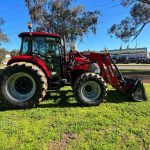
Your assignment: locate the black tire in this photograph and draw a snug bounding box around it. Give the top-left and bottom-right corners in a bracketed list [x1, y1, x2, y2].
[74, 73, 107, 106]
[0, 62, 48, 109]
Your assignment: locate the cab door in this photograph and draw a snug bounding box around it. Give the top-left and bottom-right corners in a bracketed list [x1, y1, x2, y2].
[32, 36, 62, 78]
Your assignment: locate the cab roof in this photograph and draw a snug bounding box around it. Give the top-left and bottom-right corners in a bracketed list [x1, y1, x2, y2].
[19, 32, 60, 38]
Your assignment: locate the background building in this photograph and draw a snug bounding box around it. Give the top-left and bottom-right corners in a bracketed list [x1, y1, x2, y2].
[101, 47, 149, 58]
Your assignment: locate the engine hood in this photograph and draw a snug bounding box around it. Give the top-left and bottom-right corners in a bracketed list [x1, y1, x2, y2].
[74, 57, 90, 63]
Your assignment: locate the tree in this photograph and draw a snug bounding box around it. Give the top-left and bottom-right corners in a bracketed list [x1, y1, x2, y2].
[118, 45, 122, 55]
[108, 0, 150, 41]
[0, 48, 7, 64]
[25, 0, 100, 44]
[126, 44, 129, 55]
[0, 18, 9, 45]
[103, 47, 109, 54]
[10, 49, 19, 57]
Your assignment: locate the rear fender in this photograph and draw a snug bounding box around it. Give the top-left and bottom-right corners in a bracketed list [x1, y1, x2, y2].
[7, 55, 51, 78]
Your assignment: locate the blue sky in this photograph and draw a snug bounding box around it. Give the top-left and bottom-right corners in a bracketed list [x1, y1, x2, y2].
[1, 0, 150, 52]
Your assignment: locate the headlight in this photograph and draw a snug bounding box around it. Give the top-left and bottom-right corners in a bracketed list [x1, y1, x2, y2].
[89, 63, 101, 74]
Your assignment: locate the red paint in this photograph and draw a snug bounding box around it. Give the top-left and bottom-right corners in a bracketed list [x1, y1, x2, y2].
[19, 32, 60, 37]
[7, 50, 139, 95]
[73, 57, 90, 71]
[66, 52, 90, 72]
[7, 56, 51, 78]
[78, 52, 134, 93]
[78, 52, 117, 83]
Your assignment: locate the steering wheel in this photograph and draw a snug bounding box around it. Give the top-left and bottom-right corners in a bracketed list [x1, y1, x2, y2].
[45, 51, 53, 58]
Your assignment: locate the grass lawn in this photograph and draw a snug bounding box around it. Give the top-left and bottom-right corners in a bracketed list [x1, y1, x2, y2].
[117, 64, 150, 66]
[0, 85, 150, 150]
[0, 64, 6, 70]
[120, 69, 150, 75]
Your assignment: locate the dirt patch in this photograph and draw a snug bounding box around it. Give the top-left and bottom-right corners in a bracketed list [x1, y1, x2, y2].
[48, 133, 77, 150]
[124, 74, 150, 83]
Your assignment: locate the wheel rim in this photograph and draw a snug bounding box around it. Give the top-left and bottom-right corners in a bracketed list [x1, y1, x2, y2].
[6, 73, 36, 102]
[80, 81, 101, 102]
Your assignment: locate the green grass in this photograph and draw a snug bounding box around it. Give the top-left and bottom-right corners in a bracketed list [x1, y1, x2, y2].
[0, 64, 6, 70]
[117, 64, 150, 66]
[120, 69, 150, 75]
[0, 64, 6, 66]
[0, 85, 150, 150]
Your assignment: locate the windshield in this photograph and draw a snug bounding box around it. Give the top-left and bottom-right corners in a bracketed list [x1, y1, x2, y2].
[33, 37, 61, 57]
[20, 36, 61, 57]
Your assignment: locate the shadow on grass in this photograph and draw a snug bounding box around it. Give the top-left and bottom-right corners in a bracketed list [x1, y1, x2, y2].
[0, 69, 3, 74]
[38, 89, 131, 108]
[0, 89, 132, 111]
[106, 90, 131, 103]
[39, 90, 80, 108]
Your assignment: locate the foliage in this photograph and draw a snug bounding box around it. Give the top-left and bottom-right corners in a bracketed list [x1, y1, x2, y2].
[103, 47, 109, 54]
[25, 0, 100, 43]
[0, 85, 150, 149]
[118, 45, 122, 55]
[0, 18, 9, 45]
[0, 48, 8, 64]
[10, 49, 19, 57]
[108, 0, 150, 41]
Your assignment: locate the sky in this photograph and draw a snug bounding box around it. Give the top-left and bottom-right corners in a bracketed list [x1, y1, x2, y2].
[1, 0, 150, 52]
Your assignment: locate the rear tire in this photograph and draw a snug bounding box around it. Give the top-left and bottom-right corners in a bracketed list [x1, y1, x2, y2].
[74, 73, 107, 106]
[0, 62, 48, 109]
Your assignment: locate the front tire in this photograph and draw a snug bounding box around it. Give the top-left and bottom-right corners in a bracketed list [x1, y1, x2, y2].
[74, 73, 107, 106]
[0, 62, 48, 109]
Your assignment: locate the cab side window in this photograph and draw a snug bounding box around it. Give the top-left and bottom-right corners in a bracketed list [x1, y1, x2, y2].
[21, 37, 30, 55]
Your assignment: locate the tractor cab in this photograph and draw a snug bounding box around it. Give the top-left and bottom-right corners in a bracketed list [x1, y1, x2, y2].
[19, 32, 64, 77]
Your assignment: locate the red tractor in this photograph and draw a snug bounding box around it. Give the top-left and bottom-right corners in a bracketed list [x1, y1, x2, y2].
[0, 31, 147, 109]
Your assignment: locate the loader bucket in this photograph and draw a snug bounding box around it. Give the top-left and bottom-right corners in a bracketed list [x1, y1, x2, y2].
[124, 78, 147, 101]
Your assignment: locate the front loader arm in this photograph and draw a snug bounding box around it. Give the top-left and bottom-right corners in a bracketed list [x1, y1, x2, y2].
[80, 52, 147, 101]
[80, 52, 122, 87]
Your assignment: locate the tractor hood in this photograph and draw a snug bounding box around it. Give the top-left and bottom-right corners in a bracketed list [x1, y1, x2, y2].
[72, 55, 93, 71]
[73, 51, 93, 64]
[74, 57, 90, 63]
